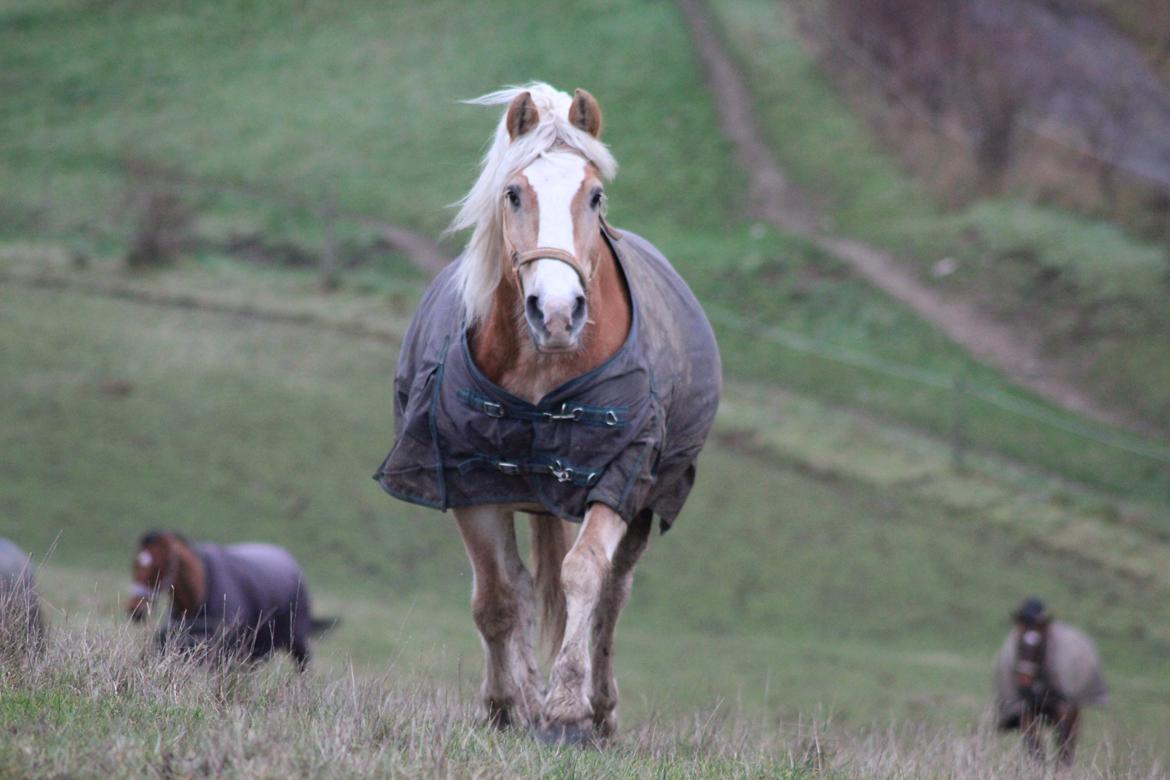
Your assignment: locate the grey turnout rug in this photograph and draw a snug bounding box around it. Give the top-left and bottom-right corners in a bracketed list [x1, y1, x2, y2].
[374, 229, 721, 530]
[994, 621, 1110, 722]
[162, 543, 310, 660]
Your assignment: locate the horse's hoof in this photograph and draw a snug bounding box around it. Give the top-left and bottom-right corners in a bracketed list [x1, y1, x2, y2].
[485, 700, 514, 731]
[535, 721, 592, 747]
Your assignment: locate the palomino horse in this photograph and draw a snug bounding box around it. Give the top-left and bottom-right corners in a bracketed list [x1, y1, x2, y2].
[0, 537, 44, 654]
[375, 83, 721, 743]
[994, 597, 1109, 765]
[127, 531, 320, 669]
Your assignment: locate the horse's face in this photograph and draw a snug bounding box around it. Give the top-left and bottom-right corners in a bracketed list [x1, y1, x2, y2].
[501, 89, 606, 353]
[126, 535, 171, 621]
[503, 152, 606, 351]
[1013, 624, 1047, 693]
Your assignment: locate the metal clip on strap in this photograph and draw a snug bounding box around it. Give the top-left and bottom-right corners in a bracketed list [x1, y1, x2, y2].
[543, 403, 584, 421]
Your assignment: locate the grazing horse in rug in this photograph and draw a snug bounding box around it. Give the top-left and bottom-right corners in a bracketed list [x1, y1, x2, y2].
[994, 597, 1109, 765]
[374, 83, 721, 743]
[127, 531, 318, 669]
[0, 538, 44, 653]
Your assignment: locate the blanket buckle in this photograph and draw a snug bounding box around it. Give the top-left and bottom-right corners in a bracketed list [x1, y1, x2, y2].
[549, 459, 575, 484]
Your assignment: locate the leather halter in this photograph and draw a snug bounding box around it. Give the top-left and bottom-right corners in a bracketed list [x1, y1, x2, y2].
[499, 179, 624, 293]
[501, 195, 595, 292]
[510, 245, 593, 291]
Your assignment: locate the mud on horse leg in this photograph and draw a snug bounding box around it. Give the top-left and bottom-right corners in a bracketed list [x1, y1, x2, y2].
[455, 505, 542, 728]
[540, 503, 628, 744]
[589, 509, 652, 739]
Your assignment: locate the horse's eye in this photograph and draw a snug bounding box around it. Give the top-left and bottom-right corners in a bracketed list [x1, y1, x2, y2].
[505, 187, 521, 209]
[590, 190, 604, 210]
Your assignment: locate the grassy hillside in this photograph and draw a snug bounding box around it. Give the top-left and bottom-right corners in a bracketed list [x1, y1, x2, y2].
[3, 256, 1169, 764]
[3, 0, 1170, 772]
[4, 0, 1167, 507]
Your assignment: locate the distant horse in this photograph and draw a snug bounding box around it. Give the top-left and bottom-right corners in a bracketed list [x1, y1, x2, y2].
[0, 538, 44, 653]
[994, 597, 1109, 765]
[127, 531, 322, 670]
[374, 83, 721, 743]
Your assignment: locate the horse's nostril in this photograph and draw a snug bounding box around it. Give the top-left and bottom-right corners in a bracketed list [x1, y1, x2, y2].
[572, 295, 586, 322]
[526, 295, 542, 324]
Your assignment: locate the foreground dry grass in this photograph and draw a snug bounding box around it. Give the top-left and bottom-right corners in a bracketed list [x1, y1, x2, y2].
[0, 610, 1163, 780]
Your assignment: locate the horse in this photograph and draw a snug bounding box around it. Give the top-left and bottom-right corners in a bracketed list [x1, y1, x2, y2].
[374, 83, 721, 744]
[994, 597, 1109, 765]
[127, 531, 323, 670]
[0, 537, 44, 655]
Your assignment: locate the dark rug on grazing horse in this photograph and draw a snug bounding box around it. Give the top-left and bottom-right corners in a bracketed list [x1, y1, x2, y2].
[374, 228, 721, 530]
[161, 543, 311, 663]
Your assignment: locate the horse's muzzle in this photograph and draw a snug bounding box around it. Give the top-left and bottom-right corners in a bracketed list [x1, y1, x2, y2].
[525, 292, 587, 351]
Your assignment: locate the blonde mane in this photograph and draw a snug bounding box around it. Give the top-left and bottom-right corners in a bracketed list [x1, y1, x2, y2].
[449, 83, 618, 325]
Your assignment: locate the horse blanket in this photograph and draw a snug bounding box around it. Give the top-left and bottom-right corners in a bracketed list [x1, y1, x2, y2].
[0, 537, 43, 641]
[161, 542, 311, 662]
[994, 621, 1110, 725]
[374, 229, 721, 531]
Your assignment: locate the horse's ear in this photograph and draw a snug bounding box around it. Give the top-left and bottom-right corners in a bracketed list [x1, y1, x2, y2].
[569, 88, 602, 138]
[506, 91, 539, 140]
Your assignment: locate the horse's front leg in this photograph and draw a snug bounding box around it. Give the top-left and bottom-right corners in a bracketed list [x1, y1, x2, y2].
[1019, 708, 1046, 763]
[541, 503, 627, 743]
[454, 505, 541, 729]
[1054, 703, 1080, 766]
[590, 509, 652, 740]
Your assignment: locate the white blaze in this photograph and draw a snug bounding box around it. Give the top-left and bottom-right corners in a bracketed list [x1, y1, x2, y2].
[521, 152, 586, 312]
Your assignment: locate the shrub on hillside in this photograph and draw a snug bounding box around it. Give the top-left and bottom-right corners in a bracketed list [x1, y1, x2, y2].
[124, 187, 193, 270]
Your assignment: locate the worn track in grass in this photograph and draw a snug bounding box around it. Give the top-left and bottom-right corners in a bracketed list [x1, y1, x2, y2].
[676, 0, 1155, 436]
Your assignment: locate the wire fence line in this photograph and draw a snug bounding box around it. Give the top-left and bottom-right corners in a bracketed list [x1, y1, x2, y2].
[704, 303, 1170, 466]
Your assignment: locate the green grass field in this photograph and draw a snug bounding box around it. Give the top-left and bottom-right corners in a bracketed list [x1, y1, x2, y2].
[3, 0, 1170, 774]
[2, 256, 1169, 774]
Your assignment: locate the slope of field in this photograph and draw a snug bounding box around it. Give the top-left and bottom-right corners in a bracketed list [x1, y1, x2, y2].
[3, 255, 1169, 767]
[3, 0, 1169, 506]
[705, 0, 1170, 429]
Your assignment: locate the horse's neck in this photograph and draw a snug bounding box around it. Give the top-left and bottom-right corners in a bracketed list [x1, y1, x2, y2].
[472, 243, 630, 403]
[168, 540, 207, 617]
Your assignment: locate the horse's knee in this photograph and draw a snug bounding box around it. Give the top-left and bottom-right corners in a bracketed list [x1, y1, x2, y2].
[560, 545, 606, 602]
[471, 594, 519, 642]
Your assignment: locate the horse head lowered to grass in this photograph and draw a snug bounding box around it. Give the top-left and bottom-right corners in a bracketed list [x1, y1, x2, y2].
[374, 83, 721, 743]
[127, 531, 330, 670]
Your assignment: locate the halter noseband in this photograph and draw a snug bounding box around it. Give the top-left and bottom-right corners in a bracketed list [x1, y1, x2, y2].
[510, 245, 594, 291]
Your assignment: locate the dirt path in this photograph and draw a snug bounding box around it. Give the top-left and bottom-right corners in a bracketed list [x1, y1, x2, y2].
[676, 0, 1145, 433]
